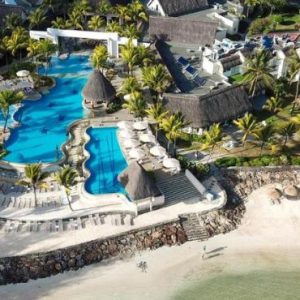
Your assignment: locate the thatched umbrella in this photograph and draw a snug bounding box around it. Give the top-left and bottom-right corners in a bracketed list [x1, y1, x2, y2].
[266, 188, 282, 201]
[82, 70, 116, 105]
[118, 161, 161, 200]
[284, 185, 299, 199]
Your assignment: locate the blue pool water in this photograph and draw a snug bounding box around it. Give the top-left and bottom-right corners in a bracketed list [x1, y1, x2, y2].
[4, 55, 92, 163]
[84, 127, 128, 195]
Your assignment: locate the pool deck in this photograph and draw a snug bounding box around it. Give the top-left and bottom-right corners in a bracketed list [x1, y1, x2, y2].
[0, 187, 225, 257]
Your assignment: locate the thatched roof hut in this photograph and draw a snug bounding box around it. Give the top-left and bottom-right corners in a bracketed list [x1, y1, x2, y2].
[149, 16, 217, 46]
[220, 54, 242, 72]
[82, 70, 116, 104]
[284, 185, 299, 199]
[163, 85, 252, 128]
[156, 0, 209, 16]
[118, 162, 161, 200]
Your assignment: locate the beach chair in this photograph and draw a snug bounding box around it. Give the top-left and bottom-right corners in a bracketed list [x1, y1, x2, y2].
[194, 75, 207, 87]
[177, 56, 190, 69]
[185, 65, 198, 78]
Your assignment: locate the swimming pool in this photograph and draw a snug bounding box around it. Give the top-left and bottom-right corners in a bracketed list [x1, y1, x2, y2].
[84, 127, 128, 195]
[4, 55, 91, 163]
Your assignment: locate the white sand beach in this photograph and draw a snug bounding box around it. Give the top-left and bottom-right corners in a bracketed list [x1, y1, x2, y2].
[1, 185, 300, 300]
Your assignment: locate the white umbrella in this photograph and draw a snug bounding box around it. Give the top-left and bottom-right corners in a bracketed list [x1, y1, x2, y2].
[150, 145, 166, 157]
[117, 121, 132, 129]
[123, 94, 132, 101]
[139, 133, 155, 143]
[129, 148, 145, 160]
[119, 129, 135, 138]
[124, 139, 140, 149]
[16, 70, 30, 77]
[133, 121, 148, 131]
[163, 158, 180, 169]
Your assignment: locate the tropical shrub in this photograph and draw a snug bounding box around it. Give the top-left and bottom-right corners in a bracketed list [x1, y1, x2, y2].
[248, 18, 271, 36]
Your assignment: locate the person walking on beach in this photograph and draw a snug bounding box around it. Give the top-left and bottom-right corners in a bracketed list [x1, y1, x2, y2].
[202, 245, 207, 260]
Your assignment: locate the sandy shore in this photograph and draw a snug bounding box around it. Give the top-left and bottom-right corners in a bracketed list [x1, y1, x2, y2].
[1, 185, 300, 300]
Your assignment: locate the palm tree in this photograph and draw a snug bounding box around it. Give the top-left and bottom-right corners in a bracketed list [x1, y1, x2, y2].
[90, 44, 108, 71]
[120, 40, 139, 75]
[54, 165, 78, 211]
[73, 0, 91, 27]
[0, 36, 10, 66]
[41, 0, 58, 14]
[146, 102, 169, 138]
[0, 90, 24, 134]
[291, 114, 300, 125]
[27, 39, 40, 62]
[279, 122, 296, 148]
[242, 49, 274, 98]
[51, 17, 67, 29]
[97, 0, 113, 16]
[88, 16, 105, 31]
[106, 20, 123, 34]
[160, 112, 187, 152]
[253, 124, 275, 155]
[142, 64, 171, 102]
[28, 8, 46, 30]
[118, 76, 141, 95]
[201, 123, 222, 159]
[244, 0, 260, 18]
[67, 9, 84, 30]
[38, 39, 57, 76]
[116, 5, 131, 25]
[263, 96, 284, 114]
[136, 45, 155, 67]
[129, 0, 148, 28]
[274, 78, 289, 99]
[288, 50, 300, 113]
[7, 27, 28, 61]
[260, 0, 287, 15]
[5, 13, 23, 33]
[17, 164, 49, 207]
[122, 91, 146, 118]
[233, 112, 258, 146]
[122, 23, 141, 39]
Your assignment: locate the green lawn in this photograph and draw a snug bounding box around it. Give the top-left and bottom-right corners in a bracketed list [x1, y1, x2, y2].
[229, 73, 244, 84]
[269, 13, 300, 31]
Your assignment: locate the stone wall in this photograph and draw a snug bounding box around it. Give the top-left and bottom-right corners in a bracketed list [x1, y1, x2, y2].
[216, 166, 300, 202]
[0, 221, 187, 285]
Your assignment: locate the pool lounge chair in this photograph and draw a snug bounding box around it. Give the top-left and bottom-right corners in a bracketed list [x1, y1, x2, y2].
[177, 56, 190, 69]
[185, 65, 198, 78]
[194, 75, 207, 87]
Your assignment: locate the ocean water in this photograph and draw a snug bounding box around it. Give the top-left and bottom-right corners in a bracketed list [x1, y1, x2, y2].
[174, 270, 300, 300]
[84, 127, 128, 195]
[4, 55, 91, 163]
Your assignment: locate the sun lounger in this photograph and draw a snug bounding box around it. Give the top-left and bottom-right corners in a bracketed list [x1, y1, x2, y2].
[185, 65, 198, 78]
[59, 219, 64, 232]
[177, 56, 190, 68]
[77, 217, 82, 230]
[194, 75, 207, 87]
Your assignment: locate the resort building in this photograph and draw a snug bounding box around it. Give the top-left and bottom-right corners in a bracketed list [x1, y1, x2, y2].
[146, 0, 209, 17]
[0, 4, 27, 27]
[163, 84, 252, 131]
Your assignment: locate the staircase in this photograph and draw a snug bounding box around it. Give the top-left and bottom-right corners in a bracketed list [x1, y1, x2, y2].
[180, 213, 209, 241]
[154, 172, 201, 206]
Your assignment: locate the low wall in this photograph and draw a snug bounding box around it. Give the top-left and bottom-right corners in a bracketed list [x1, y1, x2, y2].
[0, 220, 187, 285]
[216, 166, 300, 202]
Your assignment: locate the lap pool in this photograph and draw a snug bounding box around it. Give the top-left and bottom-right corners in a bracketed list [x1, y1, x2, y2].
[84, 127, 128, 195]
[4, 55, 91, 163]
